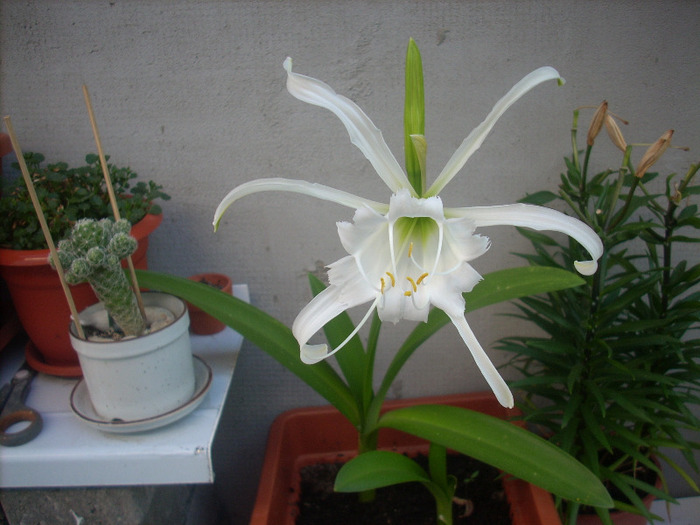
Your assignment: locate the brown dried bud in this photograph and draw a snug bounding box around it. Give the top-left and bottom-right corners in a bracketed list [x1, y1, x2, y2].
[586, 101, 608, 146]
[635, 129, 673, 178]
[604, 115, 627, 152]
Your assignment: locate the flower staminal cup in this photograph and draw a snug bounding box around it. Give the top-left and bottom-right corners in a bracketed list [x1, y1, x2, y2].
[214, 51, 602, 410]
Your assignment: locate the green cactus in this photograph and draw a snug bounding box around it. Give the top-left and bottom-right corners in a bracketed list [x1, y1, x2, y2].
[53, 218, 146, 336]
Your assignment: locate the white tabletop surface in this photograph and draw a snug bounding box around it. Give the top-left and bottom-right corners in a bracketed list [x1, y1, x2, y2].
[0, 284, 247, 488]
[651, 496, 700, 524]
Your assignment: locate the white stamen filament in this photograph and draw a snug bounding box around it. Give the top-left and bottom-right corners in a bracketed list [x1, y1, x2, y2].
[430, 223, 445, 277]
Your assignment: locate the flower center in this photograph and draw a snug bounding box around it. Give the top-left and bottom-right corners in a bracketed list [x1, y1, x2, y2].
[379, 242, 431, 297]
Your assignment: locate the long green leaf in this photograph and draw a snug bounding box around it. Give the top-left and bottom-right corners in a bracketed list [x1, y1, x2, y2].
[378, 404, 613, 508]
[135, 270, 360, 425]
[335, 450, 430, 492]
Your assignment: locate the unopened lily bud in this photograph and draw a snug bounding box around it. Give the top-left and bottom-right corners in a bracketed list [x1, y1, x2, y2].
[604, 115, 627, 152]
[635, 129, 673, 178]
[587, 101, 608, 146]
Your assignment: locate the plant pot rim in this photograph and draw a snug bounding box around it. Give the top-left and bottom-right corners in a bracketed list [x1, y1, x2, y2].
[188, 272, 232, 283]
[252, 391, 561, 525]
[69, 291, 188, 357]
[0, 212, 162, 266]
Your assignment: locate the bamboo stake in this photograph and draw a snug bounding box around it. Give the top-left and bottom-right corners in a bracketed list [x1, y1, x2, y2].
[82, 85, 147, 322]
[3, 116, 86, 339]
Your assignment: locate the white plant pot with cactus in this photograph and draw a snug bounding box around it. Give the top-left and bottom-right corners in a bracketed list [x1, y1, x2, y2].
[57, 218, 195, 421]
[69, 292, 194, 421]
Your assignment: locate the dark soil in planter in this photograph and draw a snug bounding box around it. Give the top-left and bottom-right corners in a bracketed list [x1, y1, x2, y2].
[295, 454, 511, 525]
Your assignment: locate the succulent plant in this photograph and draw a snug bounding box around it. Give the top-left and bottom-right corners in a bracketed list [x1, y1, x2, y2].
[53, 218, 145, 336]
[0, 152, 169, 250]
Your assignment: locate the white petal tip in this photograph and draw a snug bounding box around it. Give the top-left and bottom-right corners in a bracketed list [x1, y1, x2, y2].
[500, 396, 514, 409]
[574, 260, 598, 276]
[494, 386, 514, 408]
[300, 344, 329, 364]
[283, 57, 292, 71]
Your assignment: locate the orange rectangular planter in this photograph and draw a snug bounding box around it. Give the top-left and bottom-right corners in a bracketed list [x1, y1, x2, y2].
[250, 391, 561, 525]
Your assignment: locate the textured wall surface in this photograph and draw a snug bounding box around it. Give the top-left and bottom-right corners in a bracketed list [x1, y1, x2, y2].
[1, 1, 699, 522]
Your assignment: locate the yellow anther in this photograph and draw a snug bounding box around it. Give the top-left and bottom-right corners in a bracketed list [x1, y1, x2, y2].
[386, 272, 396, 287]
[380, 277, 385, 294]
[404, 291, 413, 297]
[416, 273, 429, 285]
[408, 242, 414, 258]
[406, 276, 418, 293]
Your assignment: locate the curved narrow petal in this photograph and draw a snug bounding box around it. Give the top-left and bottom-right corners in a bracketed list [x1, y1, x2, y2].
[213, 178, 388, 230]
[426, 67, 564, 197]
[447, 312, 514, 408]
[450, 203, 603, 275]
[284, 58, 415, 195]
[292, 278, 377, 364]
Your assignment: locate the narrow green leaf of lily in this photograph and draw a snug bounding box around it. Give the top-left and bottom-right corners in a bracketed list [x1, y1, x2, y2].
[335, 450, 431, 492]
[134, 270, 361, 426]
[378, 404, 613, 508]
[404, 38, 425, 195]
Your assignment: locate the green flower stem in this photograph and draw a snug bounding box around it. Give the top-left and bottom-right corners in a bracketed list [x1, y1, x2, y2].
[571, 109, 581, 173]
[424, 481, 453, 525]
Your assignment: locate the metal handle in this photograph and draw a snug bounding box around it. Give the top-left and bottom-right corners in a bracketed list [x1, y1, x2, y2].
[0, 407, 43, 446]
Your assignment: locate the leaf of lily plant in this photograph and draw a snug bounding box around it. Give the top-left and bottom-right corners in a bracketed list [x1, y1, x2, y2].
[334, 450, 431, 492]
[377, 404, 613, 509]
[134, 270, 361, 426]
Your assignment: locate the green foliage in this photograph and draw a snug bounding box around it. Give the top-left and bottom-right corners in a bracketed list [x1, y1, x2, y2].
[0, 152, 169, 250]
[404, 38, 425, 195]
[337, 405, 612, 508]
[136, 265, 612, 509]
[55, 218, 145, 336]
[500, 111, 700, 523]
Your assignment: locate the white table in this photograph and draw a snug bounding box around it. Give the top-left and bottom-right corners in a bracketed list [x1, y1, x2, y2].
[651, 496, 700, 524]
[0, 284, 247, 488]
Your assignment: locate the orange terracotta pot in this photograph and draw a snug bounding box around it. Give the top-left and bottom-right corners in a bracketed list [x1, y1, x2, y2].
[250, 391, 562, 525]
[0, 213, 162, 376]
[186, 273, 233, 335]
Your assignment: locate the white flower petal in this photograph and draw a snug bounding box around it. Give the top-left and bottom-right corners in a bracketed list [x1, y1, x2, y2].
[426, 67, 564, 197]
[284, 57, 414, 195]
[451, 203, 602, 275]
[293, 259, 377, 364]
[448, 312, 514, 408]
[213, 178, 388, 230]
[429, 264, 483, 317]
[295, 287, 379, 364]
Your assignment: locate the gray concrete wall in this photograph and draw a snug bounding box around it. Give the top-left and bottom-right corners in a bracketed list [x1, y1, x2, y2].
[1, 1, 699, 523]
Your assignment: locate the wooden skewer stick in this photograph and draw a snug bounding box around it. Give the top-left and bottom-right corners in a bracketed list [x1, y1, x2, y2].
[82, 85, 147, 322]
[3, 116, 86, 339]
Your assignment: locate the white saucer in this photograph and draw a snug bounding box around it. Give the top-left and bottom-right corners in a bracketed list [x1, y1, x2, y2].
[70, 355, 212, 433]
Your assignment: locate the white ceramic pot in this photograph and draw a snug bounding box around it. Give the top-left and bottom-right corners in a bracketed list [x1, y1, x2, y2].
[69, 292, 195, 421]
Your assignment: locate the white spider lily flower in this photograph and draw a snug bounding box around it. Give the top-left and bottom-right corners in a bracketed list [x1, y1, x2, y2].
[214, 58, 603, 408]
